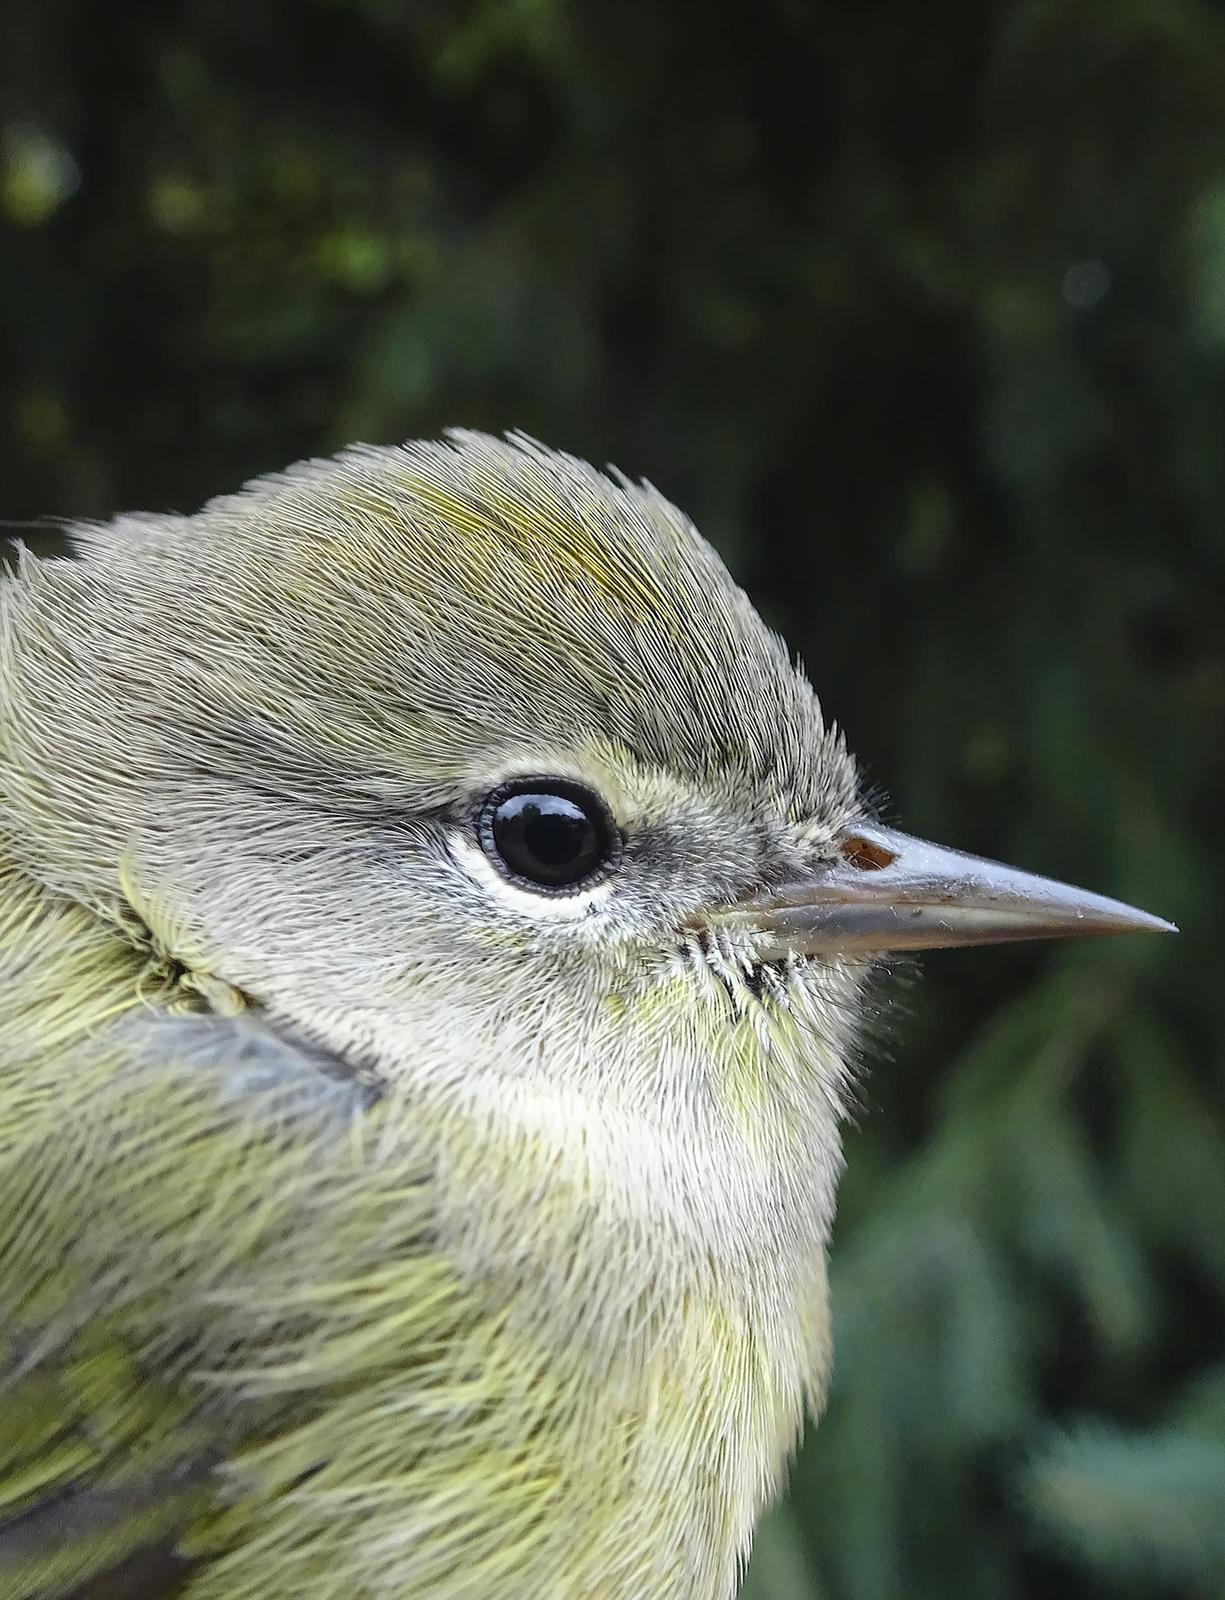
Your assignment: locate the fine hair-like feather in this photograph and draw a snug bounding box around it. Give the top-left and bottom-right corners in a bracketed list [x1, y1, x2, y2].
[0, 434, 868, 1599]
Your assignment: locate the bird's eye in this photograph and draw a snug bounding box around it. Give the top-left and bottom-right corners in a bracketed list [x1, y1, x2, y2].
[477, 778, 620, 894]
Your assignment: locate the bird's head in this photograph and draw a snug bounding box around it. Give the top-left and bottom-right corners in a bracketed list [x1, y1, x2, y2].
[0, 432, 1172, 1181]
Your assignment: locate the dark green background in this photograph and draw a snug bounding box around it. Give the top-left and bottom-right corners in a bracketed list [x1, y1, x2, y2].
[3, 3, 1223, 1596]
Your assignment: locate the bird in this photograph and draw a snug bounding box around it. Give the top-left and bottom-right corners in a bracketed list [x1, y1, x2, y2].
[0, 431, 1174, 1600]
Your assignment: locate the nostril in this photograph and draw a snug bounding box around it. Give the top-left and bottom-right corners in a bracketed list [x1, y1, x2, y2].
[840, 835, 897, 871]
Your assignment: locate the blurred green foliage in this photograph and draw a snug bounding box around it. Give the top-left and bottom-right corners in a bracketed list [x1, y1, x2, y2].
[3, 1, 1224, 1596]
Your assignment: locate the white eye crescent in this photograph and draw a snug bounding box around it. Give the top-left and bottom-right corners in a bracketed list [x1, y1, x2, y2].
[450, 832, 617, 922]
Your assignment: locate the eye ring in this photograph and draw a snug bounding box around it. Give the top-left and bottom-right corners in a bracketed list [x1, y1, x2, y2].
[476, 777, 621, 896]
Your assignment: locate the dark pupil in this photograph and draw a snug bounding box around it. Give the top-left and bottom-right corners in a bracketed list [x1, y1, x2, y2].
[492, 791, 602, 887]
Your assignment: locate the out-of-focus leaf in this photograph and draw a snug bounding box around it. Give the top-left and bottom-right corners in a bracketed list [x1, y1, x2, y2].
[1021, 1420, 1225, 1595]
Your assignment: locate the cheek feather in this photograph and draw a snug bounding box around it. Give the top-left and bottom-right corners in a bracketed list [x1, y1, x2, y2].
[668, 941, 866, 1141]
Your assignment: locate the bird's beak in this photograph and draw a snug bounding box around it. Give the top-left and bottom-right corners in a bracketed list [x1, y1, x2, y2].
[706, 824, 1177, 957]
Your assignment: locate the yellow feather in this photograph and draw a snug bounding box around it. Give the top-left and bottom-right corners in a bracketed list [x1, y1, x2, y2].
[0, 434, 859, 1597]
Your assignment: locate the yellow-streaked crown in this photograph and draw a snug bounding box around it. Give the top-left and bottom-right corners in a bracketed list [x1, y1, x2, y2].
[48, 431, 855, 829]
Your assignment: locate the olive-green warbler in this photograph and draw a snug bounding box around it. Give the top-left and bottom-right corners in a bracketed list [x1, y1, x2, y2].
[0, 433, 1173, 1600]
